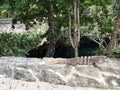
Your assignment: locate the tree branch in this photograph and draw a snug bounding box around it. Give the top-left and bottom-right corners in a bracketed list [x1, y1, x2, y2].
[68, 9, 75, 49]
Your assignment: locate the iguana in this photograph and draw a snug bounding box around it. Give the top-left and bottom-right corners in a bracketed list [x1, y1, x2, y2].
[39, 56, 107, 67]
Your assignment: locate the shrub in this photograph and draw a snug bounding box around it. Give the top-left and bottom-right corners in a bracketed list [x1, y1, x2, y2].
[0, 32, 45, 56]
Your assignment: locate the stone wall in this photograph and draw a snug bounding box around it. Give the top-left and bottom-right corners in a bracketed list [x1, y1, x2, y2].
[0, 57, 119, 89]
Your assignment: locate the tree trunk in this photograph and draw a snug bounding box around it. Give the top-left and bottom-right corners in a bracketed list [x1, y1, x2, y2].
[107, 8, 120, 53]
[75, 46, 78, 58]
[68, 0, 80, 65]
[45, 1, 57, 57]
[74, 0, 80, 58]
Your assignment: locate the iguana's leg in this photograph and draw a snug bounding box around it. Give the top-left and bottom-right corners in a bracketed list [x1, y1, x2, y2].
[92, 62, 102, 71]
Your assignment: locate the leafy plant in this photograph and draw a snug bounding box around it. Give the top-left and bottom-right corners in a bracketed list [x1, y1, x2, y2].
[113, 45, 120, 53]
[0, 32, 45, 56]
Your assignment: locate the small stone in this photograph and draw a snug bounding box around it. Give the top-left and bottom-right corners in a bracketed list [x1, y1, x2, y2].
[111, 80, 119, 86]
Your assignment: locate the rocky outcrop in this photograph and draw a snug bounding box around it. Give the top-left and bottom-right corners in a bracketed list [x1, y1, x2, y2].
[0, 19, 48, 34]
[0, 57, 119, 89]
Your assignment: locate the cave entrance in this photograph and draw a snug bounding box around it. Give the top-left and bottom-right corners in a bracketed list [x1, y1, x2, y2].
[26, 37, 101, 58]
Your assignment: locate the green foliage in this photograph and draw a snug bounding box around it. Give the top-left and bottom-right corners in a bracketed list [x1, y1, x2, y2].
[0, 32, 44, 56]
[81, 0, 116, 33]
[106, 45, 120, 58]
[0, 0, 119, 57]
[1, 0, 118, 32]
[7, 0, 116, 35]
[0, 4, 9, 10]
[113, 45, 120, 53]
[79, 0, 118, 55]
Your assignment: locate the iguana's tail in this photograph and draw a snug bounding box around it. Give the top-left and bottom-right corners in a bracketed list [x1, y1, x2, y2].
[40, 59, 68, 66]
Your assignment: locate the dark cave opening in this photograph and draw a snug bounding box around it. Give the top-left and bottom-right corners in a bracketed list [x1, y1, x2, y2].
[26, 36, 105, 58]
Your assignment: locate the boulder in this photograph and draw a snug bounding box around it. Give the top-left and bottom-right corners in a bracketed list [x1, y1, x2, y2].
[0, 57, 119, 89]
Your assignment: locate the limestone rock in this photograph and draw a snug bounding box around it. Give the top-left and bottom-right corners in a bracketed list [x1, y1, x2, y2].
[0, 57, 119, 89]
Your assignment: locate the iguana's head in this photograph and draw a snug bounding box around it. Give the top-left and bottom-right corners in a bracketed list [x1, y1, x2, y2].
[93, 56, 107, 64]
[97, 56, 107, 64]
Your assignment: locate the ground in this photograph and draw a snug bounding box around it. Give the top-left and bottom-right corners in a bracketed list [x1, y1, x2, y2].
[0, 75, 117, 90]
